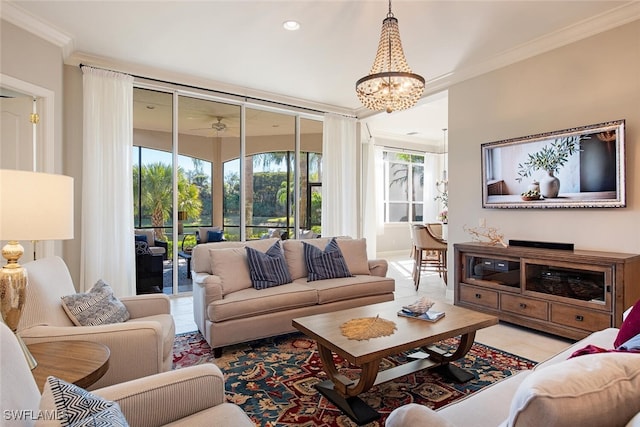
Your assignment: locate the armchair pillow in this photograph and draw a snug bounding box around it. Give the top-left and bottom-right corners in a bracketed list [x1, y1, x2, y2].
[134, 234, 147, 243]
[207, 230, 224, 243]
[61, 280, 130, 326]
[38, 376, 128, 427]
[198, 226, 222, 243]
[246, 241, 292, 289]
[303, 238, 352, 282]
[615, 299, 640, 348]
[134, 240, 152, 256]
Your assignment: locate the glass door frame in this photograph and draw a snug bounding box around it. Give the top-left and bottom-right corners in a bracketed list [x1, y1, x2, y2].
[134, 80, 323, 294]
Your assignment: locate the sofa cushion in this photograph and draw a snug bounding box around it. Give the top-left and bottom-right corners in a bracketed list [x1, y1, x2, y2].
[207, 283, 318, 322]
[303, 238, 352, 281]
[298, 275, 395, 305]
[507, 353, 640, 427]
[38, 376, 128, 427]
[334, 238, 370, 275]
[283, 237, 370, 280]
[283, 238, 331, 280]
[61, 280, 130, 326]
[615, 299, 640, 348]
[208, 239, 282, 295]
[246, 241, 292, 289]
[209, 248, 252, 294]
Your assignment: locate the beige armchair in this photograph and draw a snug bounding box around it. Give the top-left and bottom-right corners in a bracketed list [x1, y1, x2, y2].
[0, 322, 255, 427]
[17, 256, 175, 389]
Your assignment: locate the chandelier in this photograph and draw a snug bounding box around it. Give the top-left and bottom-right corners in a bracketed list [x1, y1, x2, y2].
[356, 0, 425, 113]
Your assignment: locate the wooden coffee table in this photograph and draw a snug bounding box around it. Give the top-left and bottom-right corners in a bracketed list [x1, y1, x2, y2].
[292, 297, 498, 425]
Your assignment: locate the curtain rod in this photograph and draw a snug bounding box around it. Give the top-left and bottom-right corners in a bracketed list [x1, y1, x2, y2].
[380, 145, 439, 155]
[78, 64, 356, 118]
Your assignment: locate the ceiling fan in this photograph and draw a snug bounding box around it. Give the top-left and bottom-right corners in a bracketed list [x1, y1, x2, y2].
[210, 117, 227, 132]
[189, 116, 228, 134]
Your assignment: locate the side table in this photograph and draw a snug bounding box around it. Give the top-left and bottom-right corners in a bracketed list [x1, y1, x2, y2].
[27, 340, 110, 392]
[178, 250, 192, 278]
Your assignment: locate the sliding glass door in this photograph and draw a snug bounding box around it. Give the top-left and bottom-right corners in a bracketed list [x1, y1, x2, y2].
[133, 85, 323, 295]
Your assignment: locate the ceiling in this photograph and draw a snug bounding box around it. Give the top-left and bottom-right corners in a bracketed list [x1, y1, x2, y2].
[3, 1, 637, 144]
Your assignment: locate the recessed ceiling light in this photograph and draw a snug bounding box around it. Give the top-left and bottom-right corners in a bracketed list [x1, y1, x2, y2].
[283, 20, 300, 31]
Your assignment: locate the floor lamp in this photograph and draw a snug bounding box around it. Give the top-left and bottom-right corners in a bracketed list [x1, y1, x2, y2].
[0, 169, 74, 369]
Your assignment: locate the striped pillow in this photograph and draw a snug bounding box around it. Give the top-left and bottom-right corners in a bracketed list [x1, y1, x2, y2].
[303, 238, 353, 281]
[246, 241, 292, 289]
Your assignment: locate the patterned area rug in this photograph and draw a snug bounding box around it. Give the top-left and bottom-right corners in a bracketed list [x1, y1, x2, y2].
[173, 332, 535, 427]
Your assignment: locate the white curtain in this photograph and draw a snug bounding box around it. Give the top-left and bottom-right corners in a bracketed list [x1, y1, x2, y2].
[81, 67, 135, 296]
[423, 152, 439, 223]
[362, 139, 384, 258]
[322, 114, 358, 238]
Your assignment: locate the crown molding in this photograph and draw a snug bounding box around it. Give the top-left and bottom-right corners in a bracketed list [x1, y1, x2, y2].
[1, 1, 74, 58]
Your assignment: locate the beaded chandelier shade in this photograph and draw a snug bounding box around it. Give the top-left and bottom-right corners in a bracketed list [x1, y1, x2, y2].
[356, 0, 425, 113]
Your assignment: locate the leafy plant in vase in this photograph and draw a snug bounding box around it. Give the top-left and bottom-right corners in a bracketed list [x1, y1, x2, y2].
[516, 135, 584, 198]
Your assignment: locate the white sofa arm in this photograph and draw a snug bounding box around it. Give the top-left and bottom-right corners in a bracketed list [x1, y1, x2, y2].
[94, 364, 226, 427]
[386, 403, 456, 427]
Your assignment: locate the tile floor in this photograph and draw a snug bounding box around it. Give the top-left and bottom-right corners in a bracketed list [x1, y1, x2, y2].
[169, 253, 574, 362]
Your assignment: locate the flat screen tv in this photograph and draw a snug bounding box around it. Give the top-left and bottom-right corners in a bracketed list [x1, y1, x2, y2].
[481, 120, 625, 209]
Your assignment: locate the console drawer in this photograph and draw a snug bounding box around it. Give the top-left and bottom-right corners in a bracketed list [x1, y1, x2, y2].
[501, 294, 548, 320]
[459, 285, 498, 309]
[551, 304, 611, 332]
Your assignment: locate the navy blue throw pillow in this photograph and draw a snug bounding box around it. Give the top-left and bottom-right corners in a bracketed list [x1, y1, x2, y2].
[134, 234, 147, 243]
[246, 241, 292, 289]
[207, 230, 224, 242]
[303, 238, 352, 282]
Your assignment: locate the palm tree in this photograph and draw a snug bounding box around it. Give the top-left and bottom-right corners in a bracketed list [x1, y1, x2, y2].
[134, 162, 202, 239]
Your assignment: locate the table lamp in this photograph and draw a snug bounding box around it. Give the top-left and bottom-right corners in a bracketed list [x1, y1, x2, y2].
[0, 169, 74, 369]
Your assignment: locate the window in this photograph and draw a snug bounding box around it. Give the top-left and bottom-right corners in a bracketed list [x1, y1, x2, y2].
[383, 151, 425, 222]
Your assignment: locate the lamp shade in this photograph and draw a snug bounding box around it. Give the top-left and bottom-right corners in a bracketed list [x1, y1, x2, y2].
[0, 170, 74, 241]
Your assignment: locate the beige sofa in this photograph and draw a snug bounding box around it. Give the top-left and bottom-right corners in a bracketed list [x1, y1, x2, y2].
[386, 317, 640, 427]
[1, 322, 254, 427]
[192, 237, 395, 356]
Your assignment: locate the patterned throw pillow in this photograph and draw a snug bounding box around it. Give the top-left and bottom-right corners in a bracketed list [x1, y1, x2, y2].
[246, 241, 292, 289]
[40, 376, 129, 427]
[134, 240, 152, 256]
[61, 280, 130, 326]
[303, 238, 352, 282]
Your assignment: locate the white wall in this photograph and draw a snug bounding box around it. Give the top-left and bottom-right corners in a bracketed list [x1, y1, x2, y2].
[448, 20, 640, 289]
